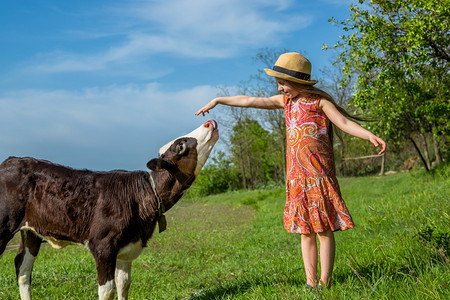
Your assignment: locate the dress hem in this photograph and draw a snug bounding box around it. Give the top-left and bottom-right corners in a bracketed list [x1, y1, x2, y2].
[284, 225, 355, 235]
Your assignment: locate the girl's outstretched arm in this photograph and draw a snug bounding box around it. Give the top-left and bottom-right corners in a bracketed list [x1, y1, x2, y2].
[320, 99, 386, 155]
[195, 95, 284, 116]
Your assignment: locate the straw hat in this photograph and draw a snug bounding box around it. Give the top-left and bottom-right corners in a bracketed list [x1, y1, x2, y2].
[264, 52, 318, 85]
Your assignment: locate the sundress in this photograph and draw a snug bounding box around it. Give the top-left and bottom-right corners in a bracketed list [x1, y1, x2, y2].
[283, 95, 355, 234]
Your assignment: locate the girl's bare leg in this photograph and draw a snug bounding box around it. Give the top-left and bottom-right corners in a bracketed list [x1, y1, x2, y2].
[301, 232, 318, 287]
[317, 230, 335, 287]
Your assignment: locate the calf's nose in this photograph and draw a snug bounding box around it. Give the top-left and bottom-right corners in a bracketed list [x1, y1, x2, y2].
[203, 119, 217, 129]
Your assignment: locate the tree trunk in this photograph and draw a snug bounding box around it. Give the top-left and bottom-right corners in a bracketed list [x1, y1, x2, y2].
[421, 133, 431, 170]
[410, 137, 430, 172]
[243, 131, 256, 190]
[379, 152, 385, 175]
[237, 143, 247, 190]
[432, 133, 443, 165]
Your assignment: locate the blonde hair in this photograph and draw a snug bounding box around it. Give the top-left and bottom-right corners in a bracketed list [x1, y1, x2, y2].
[287, 80, 357, 117]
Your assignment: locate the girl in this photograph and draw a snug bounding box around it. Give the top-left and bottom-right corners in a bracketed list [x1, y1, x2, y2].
[195, 52, 386, 290]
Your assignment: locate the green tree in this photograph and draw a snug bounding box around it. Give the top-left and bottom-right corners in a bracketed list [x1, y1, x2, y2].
[229, 117, 276, 189]
[189, 151, 241, 196]
[328, 0, 450, 170]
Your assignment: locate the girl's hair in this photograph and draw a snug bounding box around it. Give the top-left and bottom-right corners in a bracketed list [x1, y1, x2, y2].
[285, 80, 368, 142]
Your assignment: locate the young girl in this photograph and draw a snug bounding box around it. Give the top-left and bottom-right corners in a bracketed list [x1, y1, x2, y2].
[195, 52, 386, 290]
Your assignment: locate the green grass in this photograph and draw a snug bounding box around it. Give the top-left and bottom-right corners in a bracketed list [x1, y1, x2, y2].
[1, 165, 449, 299]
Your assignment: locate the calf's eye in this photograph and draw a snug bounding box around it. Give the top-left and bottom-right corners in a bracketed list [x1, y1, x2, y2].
[177, 143, 185, 153]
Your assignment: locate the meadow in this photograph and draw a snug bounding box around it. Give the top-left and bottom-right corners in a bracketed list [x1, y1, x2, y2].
[0, 165, 448, 299]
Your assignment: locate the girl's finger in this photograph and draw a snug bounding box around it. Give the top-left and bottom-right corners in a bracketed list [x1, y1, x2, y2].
[195, 108, 207, 116]
[378, 141, 386, 155]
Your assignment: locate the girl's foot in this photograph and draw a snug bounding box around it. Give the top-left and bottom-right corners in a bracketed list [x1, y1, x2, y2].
[304, 284, 318, 294]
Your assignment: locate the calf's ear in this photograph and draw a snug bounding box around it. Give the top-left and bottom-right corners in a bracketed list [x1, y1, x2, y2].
[147, 158, 175, 172]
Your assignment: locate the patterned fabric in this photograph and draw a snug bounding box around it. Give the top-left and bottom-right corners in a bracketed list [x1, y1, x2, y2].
[283, 95, 355, 234]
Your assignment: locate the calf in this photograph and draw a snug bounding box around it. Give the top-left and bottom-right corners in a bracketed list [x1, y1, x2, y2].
[0, 119, 219, 300]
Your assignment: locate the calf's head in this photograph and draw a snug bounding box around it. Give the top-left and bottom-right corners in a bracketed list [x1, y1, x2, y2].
[147, 119, 219, 180]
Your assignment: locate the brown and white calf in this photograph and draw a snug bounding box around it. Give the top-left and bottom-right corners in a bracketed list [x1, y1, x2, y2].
[0, 119, 218, 300]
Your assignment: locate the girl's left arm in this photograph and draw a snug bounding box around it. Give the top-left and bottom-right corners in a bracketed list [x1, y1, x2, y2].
[320, 99, 386, 155]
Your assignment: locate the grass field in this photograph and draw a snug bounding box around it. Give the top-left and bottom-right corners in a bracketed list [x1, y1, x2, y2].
[1, 165, 449, 299]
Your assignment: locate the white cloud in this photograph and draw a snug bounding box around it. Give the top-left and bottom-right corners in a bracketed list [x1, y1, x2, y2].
[25, 0, 312, 74]
[126, 0, 292, 43]
[0, 84, 220, 170]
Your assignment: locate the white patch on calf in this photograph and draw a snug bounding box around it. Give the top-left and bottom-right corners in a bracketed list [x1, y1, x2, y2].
[18, 247, 36, 300]
[117, 240, 143, 261]
[98, 280, 115, 300]
[115, 260, 132, 300]
[20, 222, 80, 249]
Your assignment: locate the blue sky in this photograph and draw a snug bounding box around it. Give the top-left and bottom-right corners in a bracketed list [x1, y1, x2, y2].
[0, 0, 354, 171]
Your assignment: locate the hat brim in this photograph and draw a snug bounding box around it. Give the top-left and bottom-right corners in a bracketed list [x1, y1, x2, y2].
[264, 68, 318, 86]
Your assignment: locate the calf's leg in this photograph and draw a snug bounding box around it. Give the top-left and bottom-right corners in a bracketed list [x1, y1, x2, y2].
[0, 209, 23, 258]
[98, 279, 116, 300]
[93, 250, 118, 300]
[0, 229, 15, 258]
[115, 260, 132, 300]
[15, 230, 42, 300]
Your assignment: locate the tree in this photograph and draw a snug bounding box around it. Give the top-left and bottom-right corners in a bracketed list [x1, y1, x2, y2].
[189, 151, 241, 196]
[229, 117, 276, 189]
[328, 0, 450, 169]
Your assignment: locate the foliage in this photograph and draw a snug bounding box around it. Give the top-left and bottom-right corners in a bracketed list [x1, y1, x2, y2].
[1, 165, 449, 299]
[186, 151, 242, 197]
[328, 0, 450, 168]
[229, 117, 283, 189]
[318, 56, 387, 176]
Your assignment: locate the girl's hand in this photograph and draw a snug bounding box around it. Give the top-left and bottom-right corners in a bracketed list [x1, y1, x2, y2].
[369, 135, 386, 155]
[195, 100, 217, 116]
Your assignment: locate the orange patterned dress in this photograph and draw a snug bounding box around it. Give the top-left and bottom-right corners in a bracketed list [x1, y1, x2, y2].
[283, 95, 354, 234]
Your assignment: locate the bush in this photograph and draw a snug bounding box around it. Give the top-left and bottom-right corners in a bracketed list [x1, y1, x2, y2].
[186, 151, 241, 197]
